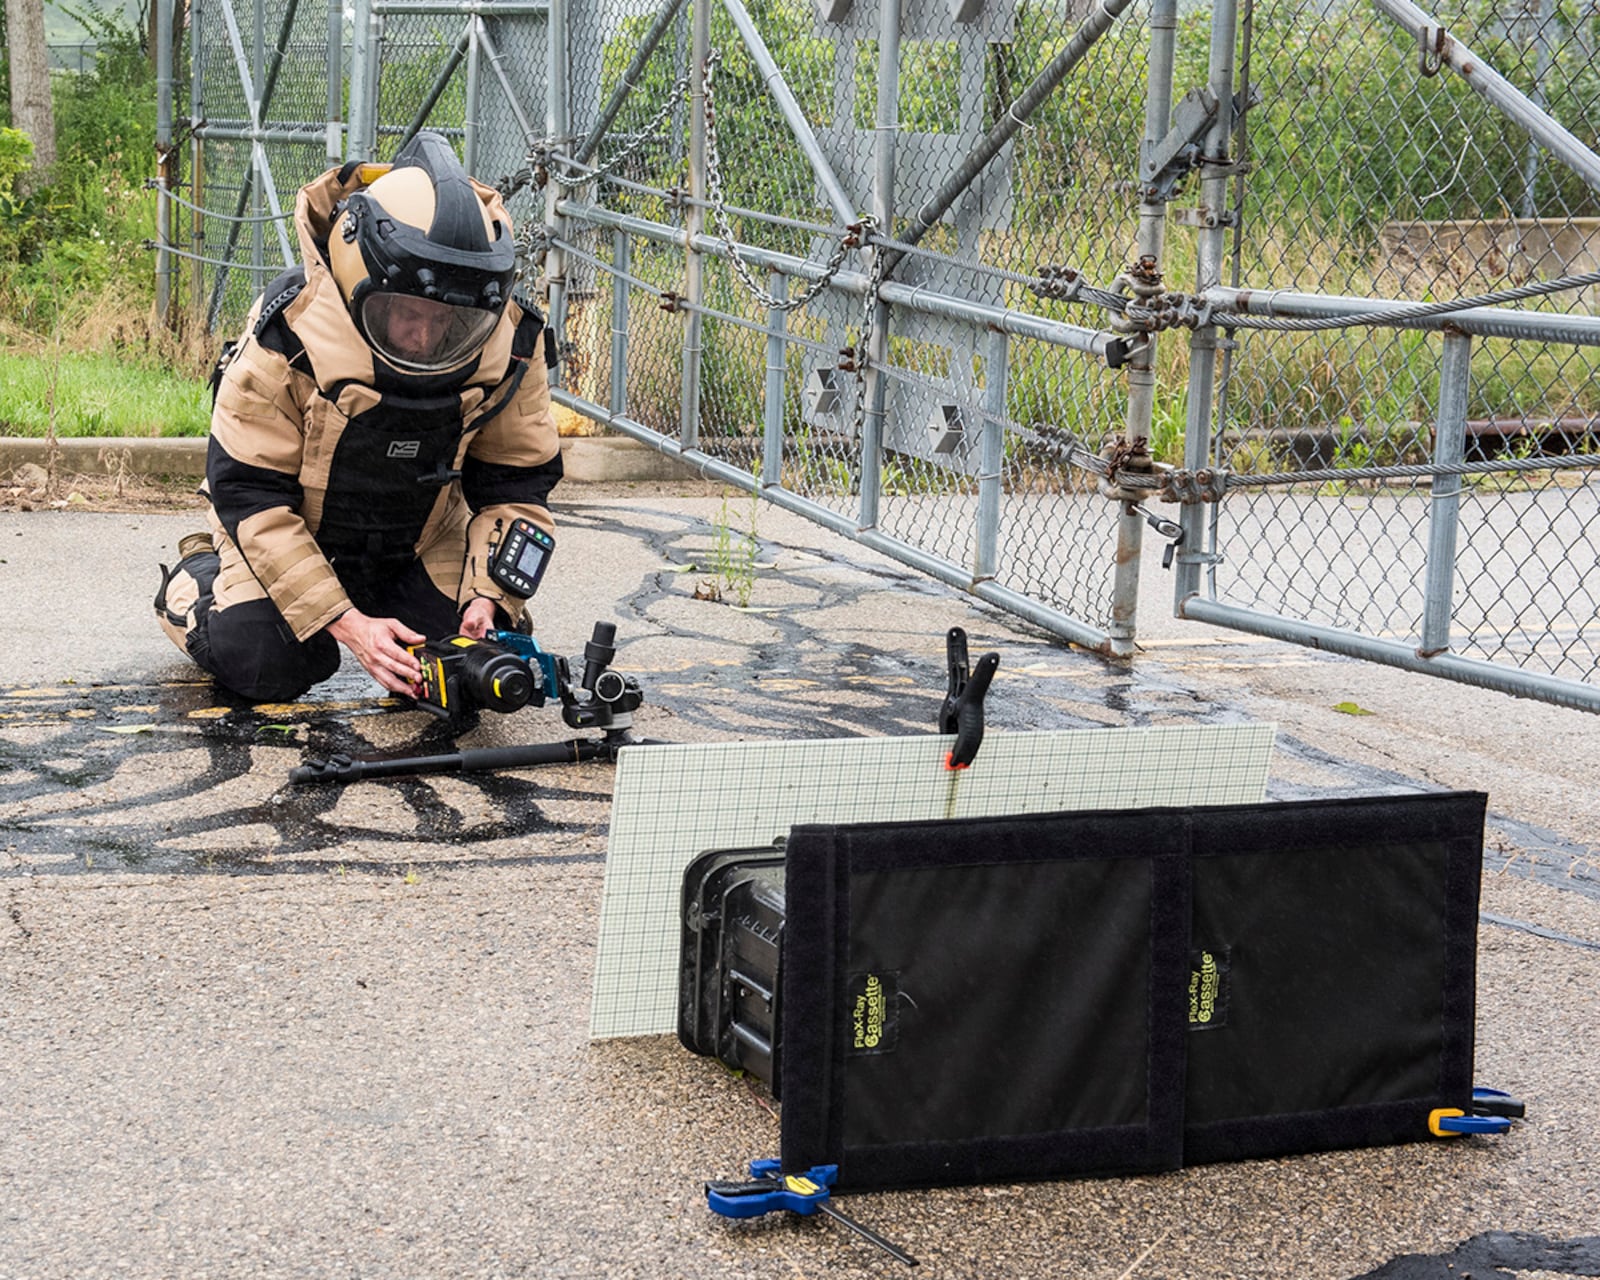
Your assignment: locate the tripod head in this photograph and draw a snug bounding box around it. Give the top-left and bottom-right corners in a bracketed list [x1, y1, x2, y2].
[555, 621, 644, 733]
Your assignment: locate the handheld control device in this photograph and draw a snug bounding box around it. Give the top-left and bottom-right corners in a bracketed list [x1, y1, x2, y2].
[488, 518, 555, 598]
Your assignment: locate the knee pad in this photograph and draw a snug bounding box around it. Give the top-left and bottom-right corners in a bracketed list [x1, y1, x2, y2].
[154, 542, 222, 655]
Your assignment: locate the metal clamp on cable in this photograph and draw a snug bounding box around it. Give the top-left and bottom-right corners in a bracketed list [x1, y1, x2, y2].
[1031, 264, 1087, 303]
[1163, 291, 1215, 331]
[1160, 466, 1229, 505]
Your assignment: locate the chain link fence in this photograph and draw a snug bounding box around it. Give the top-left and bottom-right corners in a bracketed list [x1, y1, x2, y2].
[155, 0, 1600, 708]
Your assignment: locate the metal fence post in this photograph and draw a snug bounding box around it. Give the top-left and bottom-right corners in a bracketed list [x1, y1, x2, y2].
[1109, 0, 1179, 653]
[347, 0, 374, 159]
[325, 0, 343, 165]
[680, 0, 711, 450]
[1420, 330, 1471, 658]
[190, 0, 206, 320]
[543, 0, 570, 382]
[155, 0, 175, 327]
[250, 0, 266, 295]
[610, 229, 631, 418]
[859, 0, 902, 531]
[1176, 0, 1238, 608]
[974, 329, 1008, 581]
[464, 17, 483, 174]
[763, 272, 788, 487]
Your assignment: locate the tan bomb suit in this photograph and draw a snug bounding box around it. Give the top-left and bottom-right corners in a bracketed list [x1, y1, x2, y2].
[156, 162, 561, 701]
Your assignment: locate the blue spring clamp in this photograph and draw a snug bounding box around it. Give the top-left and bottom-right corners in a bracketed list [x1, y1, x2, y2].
[1429, 1086, 1528, 1137]
[705, 1160, 918, 1266]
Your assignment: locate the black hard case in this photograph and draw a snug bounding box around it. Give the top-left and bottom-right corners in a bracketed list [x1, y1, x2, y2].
[678, 843, 787, 1095]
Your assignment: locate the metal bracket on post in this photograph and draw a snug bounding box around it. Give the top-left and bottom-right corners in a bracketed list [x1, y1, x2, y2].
[1139, 85, 1261, 202]
[1139, 85, 1219, 201]
[1418, 25, 1447, 77]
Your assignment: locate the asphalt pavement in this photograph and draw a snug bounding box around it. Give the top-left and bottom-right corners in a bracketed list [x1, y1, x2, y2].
[1, 496, 1597, 1279]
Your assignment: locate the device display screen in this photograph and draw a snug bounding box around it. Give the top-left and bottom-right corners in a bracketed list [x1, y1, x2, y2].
[515, 538, 548, 580]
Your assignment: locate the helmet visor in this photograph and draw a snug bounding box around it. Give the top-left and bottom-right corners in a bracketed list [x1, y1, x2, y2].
[360, 292, 500, 373]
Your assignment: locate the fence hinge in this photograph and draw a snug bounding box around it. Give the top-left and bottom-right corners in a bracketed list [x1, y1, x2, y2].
[1139, 86, 1219, 201]
[1140, 84, 1262, 203]
[1171, 205, 1237, 229]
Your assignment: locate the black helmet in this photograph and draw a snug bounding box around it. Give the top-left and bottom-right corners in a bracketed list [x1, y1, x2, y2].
[329, 132, 516, 374]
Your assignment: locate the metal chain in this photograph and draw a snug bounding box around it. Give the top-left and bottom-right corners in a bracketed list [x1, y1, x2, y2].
[701, 47, 872, 314]
[845, 242, 888, 444]
[499, 70, 693, 205]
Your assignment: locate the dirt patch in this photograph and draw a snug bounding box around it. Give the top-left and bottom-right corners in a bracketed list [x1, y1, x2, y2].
[0, 467, 208, 516]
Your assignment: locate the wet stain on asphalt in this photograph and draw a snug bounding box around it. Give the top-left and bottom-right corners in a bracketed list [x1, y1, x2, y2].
[3, 503, 1599, 898]
[0, 670, 610, 876]
[1349, 1230, 1600, 1278]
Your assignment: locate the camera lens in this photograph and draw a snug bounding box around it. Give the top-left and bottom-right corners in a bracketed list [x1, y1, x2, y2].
[461, 645, 535, 713]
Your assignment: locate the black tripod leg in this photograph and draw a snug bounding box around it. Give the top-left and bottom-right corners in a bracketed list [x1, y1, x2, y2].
[288, 738, 618, 785]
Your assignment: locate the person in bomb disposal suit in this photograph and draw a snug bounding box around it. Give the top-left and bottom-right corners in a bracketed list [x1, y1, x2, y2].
[154, 132, 561, 702]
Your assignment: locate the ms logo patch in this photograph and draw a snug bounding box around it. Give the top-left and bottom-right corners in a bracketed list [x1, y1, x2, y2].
[386, 440, 421, 459]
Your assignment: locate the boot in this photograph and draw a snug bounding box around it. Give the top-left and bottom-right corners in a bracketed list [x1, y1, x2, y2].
[176, 530, 215, 559]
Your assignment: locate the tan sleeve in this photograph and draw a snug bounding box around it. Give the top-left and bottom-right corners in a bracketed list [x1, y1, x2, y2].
[208, 338, 352, 640]
[458, 333, 564, 612]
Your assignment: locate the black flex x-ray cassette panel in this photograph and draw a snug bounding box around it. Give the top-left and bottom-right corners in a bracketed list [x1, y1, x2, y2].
[680, 792, 1487, 1192]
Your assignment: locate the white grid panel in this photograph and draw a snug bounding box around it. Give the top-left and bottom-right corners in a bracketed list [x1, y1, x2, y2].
[590, 724, 1277, 1039]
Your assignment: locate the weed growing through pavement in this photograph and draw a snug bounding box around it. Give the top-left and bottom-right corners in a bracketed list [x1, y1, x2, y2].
[708, 490, 760, 608]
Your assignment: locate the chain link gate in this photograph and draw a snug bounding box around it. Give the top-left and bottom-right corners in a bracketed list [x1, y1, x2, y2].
[1175, 0, 1600, 713]
[153, 0, 1600, 710]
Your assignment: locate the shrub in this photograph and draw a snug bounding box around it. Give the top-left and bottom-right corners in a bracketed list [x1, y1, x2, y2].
[0, 9, 158, 337]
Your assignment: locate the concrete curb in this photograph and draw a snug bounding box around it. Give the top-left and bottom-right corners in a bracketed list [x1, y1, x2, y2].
[0, 434, 699, 485]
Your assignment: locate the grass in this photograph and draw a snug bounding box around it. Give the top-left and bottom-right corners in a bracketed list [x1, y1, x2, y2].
[710, 489, 760, 608]
[0, 348, 210, 438]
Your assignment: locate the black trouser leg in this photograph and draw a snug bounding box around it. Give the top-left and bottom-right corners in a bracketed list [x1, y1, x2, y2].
[186, 556, 461, 703]
[189, 598, 343, 702]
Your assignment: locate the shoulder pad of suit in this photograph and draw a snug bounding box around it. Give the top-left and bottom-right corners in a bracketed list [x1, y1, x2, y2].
[252, 266, 312, 369]
[253, 266, 309, 338]
[510, 294, 559, 369]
